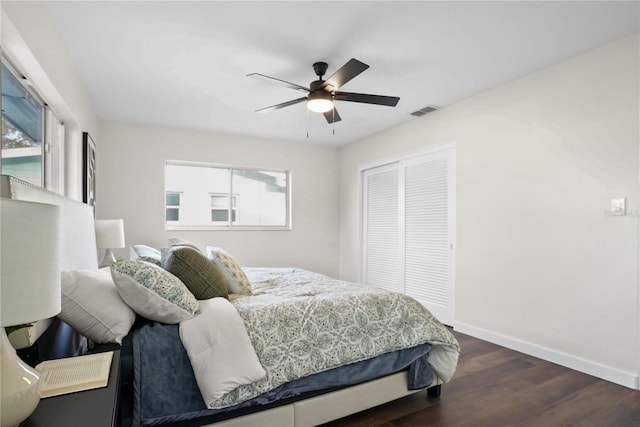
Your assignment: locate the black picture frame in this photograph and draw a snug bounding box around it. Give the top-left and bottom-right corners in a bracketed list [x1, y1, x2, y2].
[82, 132, 96, 207]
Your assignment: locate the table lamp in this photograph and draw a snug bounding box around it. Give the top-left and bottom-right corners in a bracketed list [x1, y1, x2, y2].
[95, 219, 125, 268]
[0, 199, 61, 427]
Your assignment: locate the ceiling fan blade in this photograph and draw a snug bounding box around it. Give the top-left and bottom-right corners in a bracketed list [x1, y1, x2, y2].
[255, 97, 307, 113]
[323, 108, 342, 124]
[247, 73, 309, 93]
[334, 91, 400, 107]
[322, 58, 369, 90]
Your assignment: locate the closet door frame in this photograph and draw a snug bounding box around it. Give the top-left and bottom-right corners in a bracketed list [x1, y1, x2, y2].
[359, 142, 456, 324]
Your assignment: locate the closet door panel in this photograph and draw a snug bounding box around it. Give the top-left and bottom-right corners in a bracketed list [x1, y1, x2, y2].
[403, 152, 453, 323]
[362, 164, 401, 293]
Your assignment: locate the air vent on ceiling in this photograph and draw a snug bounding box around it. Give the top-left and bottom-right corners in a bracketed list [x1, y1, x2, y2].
[410, 105, 440, 117]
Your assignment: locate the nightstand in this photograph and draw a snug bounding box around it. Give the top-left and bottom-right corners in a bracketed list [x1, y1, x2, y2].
[22, 350, 120, 427]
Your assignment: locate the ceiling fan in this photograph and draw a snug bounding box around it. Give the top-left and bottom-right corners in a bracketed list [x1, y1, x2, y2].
[247, 58, 400, 124]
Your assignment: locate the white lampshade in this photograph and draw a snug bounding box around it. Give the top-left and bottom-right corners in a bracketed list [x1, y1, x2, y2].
[1, 198, 61, 427]
[95, 219, 125, 249]
[307, 91, 334, 113]
[0, 199, 61, 327]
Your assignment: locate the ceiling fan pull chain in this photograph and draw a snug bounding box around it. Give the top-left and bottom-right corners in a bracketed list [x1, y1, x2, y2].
[333, 108, 336, 135]
[306, 107, 310, 139]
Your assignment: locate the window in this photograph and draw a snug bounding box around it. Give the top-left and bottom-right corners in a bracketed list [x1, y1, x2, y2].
[166, 192, 181, 222]
[1, 62, 45, 186]
[44, 108, 65, 193]
[211, 194, 237, 222]
[1, 59, 64, 192]
[165, 162, 290, 230]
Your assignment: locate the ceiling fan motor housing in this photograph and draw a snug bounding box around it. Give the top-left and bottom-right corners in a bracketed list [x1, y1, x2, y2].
[310, 80, 329, 91]
[313, 62, 328, 78]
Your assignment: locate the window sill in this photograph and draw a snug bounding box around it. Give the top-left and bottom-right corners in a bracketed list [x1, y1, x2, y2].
[164, 224, 291, 231]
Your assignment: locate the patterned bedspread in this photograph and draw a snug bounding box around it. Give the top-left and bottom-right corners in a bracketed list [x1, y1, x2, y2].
[210, 268, 460, 408]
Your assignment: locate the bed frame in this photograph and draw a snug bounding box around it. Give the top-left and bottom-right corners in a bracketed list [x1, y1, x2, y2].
[1, 174, 443, 427]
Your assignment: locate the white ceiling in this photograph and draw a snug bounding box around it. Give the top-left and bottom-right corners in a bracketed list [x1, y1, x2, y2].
[45, 1, 639, 146]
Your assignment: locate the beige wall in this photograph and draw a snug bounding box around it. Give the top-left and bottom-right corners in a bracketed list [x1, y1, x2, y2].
[339, 34, 639, 383]
[97, 122, 340, 277]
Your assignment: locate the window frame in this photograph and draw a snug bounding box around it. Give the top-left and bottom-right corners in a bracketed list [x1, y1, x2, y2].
[1, 56, 65, 193]
[164, 160, 292, 231]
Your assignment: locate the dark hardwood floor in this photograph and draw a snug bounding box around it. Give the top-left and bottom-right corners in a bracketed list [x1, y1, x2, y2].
[322, 330, 640, 427]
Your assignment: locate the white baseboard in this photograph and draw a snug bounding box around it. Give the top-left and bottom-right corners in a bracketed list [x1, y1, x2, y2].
[453, 321, 639, 390]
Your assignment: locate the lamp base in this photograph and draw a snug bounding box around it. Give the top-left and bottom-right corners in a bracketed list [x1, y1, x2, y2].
[98, 248, 117, 268]
[0, 328, 41, 427]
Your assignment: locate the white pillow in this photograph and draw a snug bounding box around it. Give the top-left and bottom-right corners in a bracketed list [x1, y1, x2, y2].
[59, 269, 136, 344]
[132, 244, 161, 266]
[111, 260, 199, 324]
[179, 298, 265, 408]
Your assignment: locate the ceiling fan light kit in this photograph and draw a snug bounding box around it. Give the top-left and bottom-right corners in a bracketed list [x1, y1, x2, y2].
[248, 58, 400, 124]
[307, 91, 334, 113]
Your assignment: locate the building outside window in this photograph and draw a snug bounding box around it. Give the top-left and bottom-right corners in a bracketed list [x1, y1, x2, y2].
[210, 193, 237, 222]
[166, 192, 181, 222]
[165, 161, 290, 230]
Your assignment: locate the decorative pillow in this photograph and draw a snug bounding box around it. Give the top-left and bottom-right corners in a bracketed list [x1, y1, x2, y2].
[111, 261, 200, 324]
[132, 244, 161, 266]
[206, 247, 252, 295]
[167, 237, 201, 252]
[59, 269, 136, 344]
[161, 246, 229, 299]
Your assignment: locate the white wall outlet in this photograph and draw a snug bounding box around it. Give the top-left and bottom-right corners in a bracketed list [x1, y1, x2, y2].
[610, 198, 626, 216]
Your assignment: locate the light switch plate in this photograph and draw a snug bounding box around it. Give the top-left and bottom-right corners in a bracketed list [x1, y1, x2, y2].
[610, 198, 626, 216]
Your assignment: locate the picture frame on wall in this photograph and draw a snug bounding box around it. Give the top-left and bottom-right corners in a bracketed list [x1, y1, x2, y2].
[82, 132, 96, 207]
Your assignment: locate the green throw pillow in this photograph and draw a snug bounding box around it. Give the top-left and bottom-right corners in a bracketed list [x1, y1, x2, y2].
[161, 246, 229, 299]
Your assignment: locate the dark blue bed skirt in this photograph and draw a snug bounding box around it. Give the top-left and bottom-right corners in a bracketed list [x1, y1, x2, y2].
[131, 321, 435, 427]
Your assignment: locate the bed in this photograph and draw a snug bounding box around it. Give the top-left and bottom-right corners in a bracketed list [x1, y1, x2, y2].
[1, 174, 460, 427]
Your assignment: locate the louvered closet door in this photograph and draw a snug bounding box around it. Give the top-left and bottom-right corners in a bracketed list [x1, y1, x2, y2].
[361, 145, 455, 326]
[362, 163, 401, 293]
[402, 149, 455, 325]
